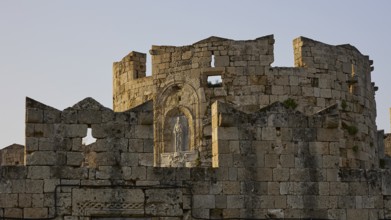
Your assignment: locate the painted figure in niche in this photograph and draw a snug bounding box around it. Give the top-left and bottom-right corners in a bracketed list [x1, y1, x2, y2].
[173, 117, 183, 152]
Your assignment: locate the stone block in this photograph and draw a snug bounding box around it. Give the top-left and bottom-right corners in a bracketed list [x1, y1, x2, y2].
[64, 124, 88, 138]
[193, 195, 215, 209]
[223, 181, 240, 194]
[338, 196, 356, 208]
[38, 138, 56, 151]
[77, 110, 102, 124]
[349, 182, 368, 196]
[96, 166, 122, 180]
[95, 152, 120, 166]
[61, 108, 78, 123]
[287, 195, 304, 209]
[0, 181, 12, 194]
[120, 152, 139, 166]
[347, 209, 368, 220]
[215, 56, 229, 67]
[192, 208, 210, 219]
[218, 127, 239, 140]
[139, 153, 154, 166]
[262, 127, 276, 141]
[44, 109, 61, 123]
[0, 193, 18, 207]
[318, 182, 329, 195]
[273, 168, 290, 181]
[44, 179, 60, 192]
[227, 195, 244, 208]
[129, 139, 144, 152]
[143, 139, 154, 153]
[28, 166, 51, 179]
[217, 153, 233, 167]
[223, 208, 240, 218]
[26, 151, 57, 165]
[317, 128, 340, 141]
[135, 125, 153, 139]
[25, 180, 43, 193]
[210, 182, 222, 195]
[92, 123, 121, 138]
[32, 193, 44, 207]
[67, 152, 84, 166]
[26, 137, 39, 152]
[4, 208, 23, 218]
[309, 142, 329, 155]
[265, 154, 279, 167]
[215, 195, 227, 208]
[145, 189, 183, 216]
[274, 196, 287, 208]
[10, 179, 25, 193]
[51, 166, 88, 179]
[323, 155, 339, 168]
[256, 168, 273, 181]
[280, 154, 294, 168]
[26, 108, 43, 123]
[268, 182, 280, 195]
[123, 166, 146, 180]
[382, 170, 391, 195]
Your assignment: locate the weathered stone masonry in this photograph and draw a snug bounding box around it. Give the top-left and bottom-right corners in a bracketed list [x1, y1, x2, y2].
[1, 35, 391, 219]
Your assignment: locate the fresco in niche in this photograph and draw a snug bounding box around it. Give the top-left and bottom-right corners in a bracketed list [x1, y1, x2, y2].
[163, 113, 189, 152]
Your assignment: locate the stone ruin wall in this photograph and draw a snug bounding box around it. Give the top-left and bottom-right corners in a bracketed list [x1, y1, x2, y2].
[0, 144, 24, 166]
[113, 35, 378, 169]
[0, 97, 390, 219]
[1, 35, 390, 220]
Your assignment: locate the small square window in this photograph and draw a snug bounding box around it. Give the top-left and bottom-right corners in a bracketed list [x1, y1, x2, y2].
[207, 75, 222, 87]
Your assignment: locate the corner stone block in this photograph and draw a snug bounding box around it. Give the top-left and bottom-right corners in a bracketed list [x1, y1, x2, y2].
[26, 108, 43, 123]
[44, 109, 61, 123]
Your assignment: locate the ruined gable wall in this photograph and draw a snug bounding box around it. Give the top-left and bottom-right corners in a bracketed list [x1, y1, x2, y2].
[2, 97, 156, 218]
[0, 144, 24, 166]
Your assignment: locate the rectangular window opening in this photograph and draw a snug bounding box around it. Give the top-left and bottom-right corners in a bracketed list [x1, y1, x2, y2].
[211, 52, 215, 67]
[207, 75, 222, 88]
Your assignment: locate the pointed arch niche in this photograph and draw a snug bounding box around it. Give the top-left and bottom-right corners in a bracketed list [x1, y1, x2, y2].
[154, 82, 201, 167]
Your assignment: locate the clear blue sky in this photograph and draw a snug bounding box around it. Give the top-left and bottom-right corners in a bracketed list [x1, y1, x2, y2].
[0, 0, 390, 148]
